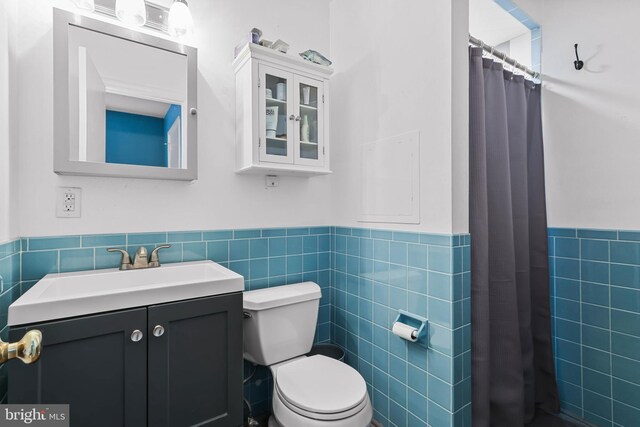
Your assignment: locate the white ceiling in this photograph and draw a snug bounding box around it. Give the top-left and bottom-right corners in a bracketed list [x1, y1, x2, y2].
[105, 93, 172, 118]
[469, 0, 530, 46]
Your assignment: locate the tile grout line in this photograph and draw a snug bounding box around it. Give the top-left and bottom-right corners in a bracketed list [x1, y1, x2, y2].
[609, 240, 614, 426]
[579, 236, 585, 419]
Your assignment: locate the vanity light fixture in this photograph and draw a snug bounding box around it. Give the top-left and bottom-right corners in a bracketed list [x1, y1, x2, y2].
[71, 0, 95, 12]
[168, 0, 194, 37]
[115, 0, 147, 27]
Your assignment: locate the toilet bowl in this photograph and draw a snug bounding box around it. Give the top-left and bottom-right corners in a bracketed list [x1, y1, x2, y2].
[243, 283, 373, 427]
[269, 355, 373, 427]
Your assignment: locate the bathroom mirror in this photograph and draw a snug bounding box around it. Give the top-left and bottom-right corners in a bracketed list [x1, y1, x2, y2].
[53, 8, 198, 180]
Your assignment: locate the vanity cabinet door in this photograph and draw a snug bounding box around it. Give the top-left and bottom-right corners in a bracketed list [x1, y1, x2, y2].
[147, 292, 243, 427]
[8, 308, 148, 427]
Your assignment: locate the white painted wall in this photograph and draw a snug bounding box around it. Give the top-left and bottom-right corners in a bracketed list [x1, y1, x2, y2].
[12, 0, 333, 236]
[0, 1, 19, 242]
[329, 0, 469, 234]
[0, 1, 10, 242]
[470, 0, 530, 46]
[6, 0, 470, 237]
[509, 31, 532, 68]
[451, 0, 471, 235]
[518, 0, 640, 229]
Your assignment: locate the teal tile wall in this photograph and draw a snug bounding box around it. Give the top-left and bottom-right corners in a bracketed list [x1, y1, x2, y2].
[1, 227, 472, 426]
[331, 228, 471, 427]
[13, 228, 333, 417]
[0, 239, 21, 403]
[550, 228, 640, 427]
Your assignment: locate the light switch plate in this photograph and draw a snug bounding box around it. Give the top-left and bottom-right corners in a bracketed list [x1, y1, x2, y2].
[56, 187, 82, 218]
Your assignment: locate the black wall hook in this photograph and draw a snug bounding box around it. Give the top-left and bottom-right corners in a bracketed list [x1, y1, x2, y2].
[574, 44, 584, 70]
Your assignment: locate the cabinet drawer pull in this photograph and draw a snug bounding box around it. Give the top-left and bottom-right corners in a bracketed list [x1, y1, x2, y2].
[131, 330, 143, 342]
[152, 325, 165, 337]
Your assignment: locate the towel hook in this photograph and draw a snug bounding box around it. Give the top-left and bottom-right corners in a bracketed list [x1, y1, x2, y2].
[574, 43, 584, 70]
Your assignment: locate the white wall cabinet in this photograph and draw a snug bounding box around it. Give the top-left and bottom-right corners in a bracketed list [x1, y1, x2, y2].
[234, 44, 332, 176]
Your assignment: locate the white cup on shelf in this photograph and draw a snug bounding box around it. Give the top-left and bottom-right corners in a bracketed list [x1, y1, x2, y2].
[276, 83, 286, 100]
[302, 87, 311, 105]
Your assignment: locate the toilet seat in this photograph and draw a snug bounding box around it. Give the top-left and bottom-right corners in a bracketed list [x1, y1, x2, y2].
[275, 383, 369, 421]
[271, 389, 373, 427]
[274, 355, 368, 421]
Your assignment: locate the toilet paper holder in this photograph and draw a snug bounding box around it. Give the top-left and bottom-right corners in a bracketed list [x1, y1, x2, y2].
[392, 310, 428, 347]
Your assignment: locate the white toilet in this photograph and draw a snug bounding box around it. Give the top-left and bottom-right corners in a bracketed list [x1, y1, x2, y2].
[243, 282, 373, 427]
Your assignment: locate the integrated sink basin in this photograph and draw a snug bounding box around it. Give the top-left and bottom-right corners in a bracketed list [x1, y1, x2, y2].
[8, 260, 244, 326]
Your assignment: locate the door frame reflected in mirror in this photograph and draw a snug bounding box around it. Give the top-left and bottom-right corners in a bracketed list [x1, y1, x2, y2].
[53, 8, 198, 181]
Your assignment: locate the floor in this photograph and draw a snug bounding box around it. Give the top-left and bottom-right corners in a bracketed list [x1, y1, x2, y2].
[246, 409, 588, 427]
[245, 414, 269, 427]
[526, 410, 587, 427]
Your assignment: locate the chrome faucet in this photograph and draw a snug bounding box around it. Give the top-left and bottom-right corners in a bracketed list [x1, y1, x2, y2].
[133, 246, 149, 269]
[107, 245, 171, 271]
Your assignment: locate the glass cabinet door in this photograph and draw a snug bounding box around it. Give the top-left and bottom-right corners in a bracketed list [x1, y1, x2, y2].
[259, 65, 294, 164]
[294, 76, 324, 167]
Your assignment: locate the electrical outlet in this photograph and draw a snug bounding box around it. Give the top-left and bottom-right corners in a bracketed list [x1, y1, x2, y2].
[57, 187, 82, 218]
[265, 175, 279, 188]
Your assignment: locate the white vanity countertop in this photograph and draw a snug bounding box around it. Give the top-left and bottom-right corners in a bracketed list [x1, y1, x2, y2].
[8, 260, 244, 326]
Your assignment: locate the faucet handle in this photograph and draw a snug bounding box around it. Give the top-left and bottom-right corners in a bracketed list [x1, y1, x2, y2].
[149, 245, 171, 268]
[107, 248, 132, 270]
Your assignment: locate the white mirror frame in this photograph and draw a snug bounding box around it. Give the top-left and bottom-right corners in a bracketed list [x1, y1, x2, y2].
[53, 8, 198, 181]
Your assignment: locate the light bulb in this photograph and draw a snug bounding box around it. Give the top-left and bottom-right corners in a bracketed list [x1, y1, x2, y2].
[168, 0, 194, 38]
[115, 0, 147, 27]
[72, 0, 95, 12]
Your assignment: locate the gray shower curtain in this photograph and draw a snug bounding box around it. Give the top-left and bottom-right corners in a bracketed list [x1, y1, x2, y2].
[469, 47, 560, 427]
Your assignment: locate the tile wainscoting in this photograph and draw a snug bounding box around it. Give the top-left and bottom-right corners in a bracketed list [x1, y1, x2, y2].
[330, 228, 471, 427]
[550, 228, 640, 427]
[0, 227, 471, 427]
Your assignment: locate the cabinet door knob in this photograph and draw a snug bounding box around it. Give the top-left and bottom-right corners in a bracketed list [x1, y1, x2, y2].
[289, 115, 295, 121]
[131, 330, 143, 342]
[0, 330, 42, 364]
[152, 325, 165, 337]
[295, 116, 301, 121]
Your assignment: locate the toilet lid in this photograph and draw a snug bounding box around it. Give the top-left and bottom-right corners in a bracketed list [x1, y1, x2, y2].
[275, 355, 367, 414]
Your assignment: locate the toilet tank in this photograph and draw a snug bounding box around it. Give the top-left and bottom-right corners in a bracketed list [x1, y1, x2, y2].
[243, 282, 321, 366]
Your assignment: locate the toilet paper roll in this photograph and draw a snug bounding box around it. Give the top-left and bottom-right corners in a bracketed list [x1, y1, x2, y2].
[392, 322, 418, 342]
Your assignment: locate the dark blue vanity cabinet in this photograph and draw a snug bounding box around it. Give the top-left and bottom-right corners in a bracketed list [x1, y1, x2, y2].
[8, 293, 243, 427]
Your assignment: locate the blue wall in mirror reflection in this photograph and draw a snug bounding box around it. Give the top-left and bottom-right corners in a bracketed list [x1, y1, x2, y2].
[105, 105, 181, 167]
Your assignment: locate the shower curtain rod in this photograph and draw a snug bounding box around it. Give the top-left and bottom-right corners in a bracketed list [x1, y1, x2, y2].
[469, 34, 541, 81]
